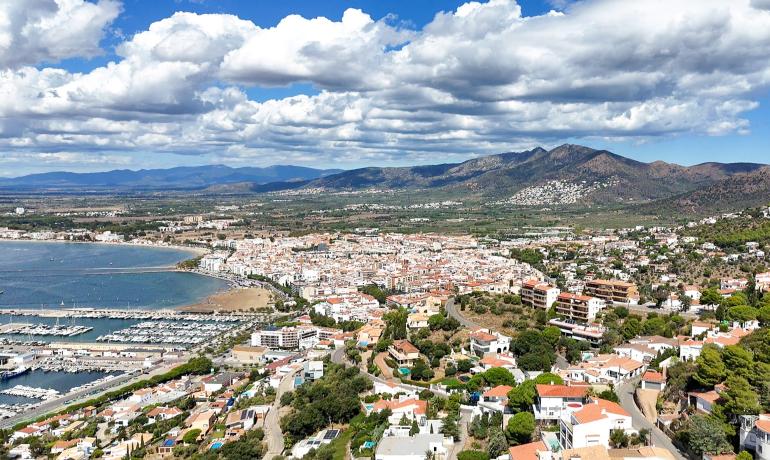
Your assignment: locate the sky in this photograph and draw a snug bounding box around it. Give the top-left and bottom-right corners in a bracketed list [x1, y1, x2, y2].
[1, 0, 770, 176]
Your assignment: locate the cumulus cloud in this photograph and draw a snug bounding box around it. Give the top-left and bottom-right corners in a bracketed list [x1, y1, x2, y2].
[0, 0, 121, 69]
[2, 0, 770, 170]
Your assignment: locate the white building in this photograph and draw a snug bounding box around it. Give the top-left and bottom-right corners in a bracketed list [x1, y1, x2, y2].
[521, 280, 561, 310]
[375, 433, 451, 460]
[533, 384, 589, 421]
[559, 399, 634, 450]
[469, 328, 511, 357]
[740, 414, 770, 460]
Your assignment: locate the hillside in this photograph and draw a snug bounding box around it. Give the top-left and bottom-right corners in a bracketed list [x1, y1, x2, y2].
[305, 144, 766, 205]
[0, 165, 341, 191]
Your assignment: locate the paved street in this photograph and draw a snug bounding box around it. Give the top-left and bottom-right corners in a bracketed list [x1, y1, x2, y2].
[445, 298, 480, 329]
[616, 377, 687, 460]
[264, 369, 297, 459]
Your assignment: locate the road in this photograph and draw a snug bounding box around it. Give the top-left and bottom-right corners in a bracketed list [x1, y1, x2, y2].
[448, 407, 472, 460]
[264, 369, 297, 459]
[445, 298, 480, 329]
[616, 377, 686, 460]
[0, 359, 184, 429]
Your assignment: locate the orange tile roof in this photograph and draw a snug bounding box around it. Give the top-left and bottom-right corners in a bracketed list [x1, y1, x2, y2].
[536, 384, 588, 398]
[642, 370, 665, 383]
[757, 419, 770, 434]
[509, 440, 548, 460]
[483, 385, 513, 398]
[572, 399, 630, 424]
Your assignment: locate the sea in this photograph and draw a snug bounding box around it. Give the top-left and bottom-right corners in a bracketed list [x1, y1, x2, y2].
[0, 240, 229, 404]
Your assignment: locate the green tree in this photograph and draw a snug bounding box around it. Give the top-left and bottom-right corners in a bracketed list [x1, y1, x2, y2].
[621, 318, 642, 340]
[701, 288, 722, 307]
[728, 305, 759, 323]
[737, 451, 753, 460]
[609, 429, 629, 448]
[487, 429, 508, 459]
[720, 376, 760, 419]
[682, 415, 732, 457]
[721, 345, 754, 380]
[694, 345, 726, 388]
[506, 412, 535, 445]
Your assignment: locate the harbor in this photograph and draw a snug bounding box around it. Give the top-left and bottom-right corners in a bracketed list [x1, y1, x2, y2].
[0, 322, 93, 337]
[96, 320, 239, 345]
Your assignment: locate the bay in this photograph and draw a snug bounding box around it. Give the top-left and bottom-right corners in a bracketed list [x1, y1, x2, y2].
[0, 241, 228, 309]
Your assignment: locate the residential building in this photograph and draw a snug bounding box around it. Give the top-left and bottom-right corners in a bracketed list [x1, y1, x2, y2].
[231, 345, 267, 364]
[533, 384, 589, 421]
[583, 279, 639, 304]
[508, 440, 549, 460]
[559, 399, 633, 450]
[479, 385, 513, 414]
[469, 328, 511, 357]
[553, 293, 606, 322]
[521, 280, 561, 310]
[366, 398, 428, 425]
[375, 432, 450, 460]
[740, 414, 770, 460]
[640, 370, 666, 391]
[389, 340, 420, 367]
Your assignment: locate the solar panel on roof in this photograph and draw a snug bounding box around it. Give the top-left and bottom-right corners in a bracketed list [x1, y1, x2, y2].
[324, 429, 339, 440]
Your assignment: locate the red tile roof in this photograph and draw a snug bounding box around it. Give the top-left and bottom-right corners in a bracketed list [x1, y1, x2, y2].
[536, 384, 588, 399]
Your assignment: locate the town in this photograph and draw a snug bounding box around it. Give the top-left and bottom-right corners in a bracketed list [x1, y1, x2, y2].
[0, 204, 768, 460]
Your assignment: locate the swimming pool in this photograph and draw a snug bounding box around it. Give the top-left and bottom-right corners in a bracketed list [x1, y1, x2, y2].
[398, 367, 411, 376]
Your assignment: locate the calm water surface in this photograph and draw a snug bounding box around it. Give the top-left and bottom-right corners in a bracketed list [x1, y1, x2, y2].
[0, 241, 228, 309]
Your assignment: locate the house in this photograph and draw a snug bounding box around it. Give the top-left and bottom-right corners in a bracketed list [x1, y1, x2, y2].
[559, 398, 633, 449]
[688, 390, 720, 414]
[469, 328, 511, 357]
[357, 320, 385, 347]
[508, 440, 549, 460]
[291, 429, 341, 459]
[640, 370, 666, 391]
[303, 360, 324, 381]
[521, 280, 561, 310]
[479, 385, 514, 413]
[147, 406, 183, 423]
[533, 384, 589, 421]
[231, 345, 267, 364]
[225, 408, 256, 431]
[739, 414, 770, 460]
[407, 313, 430, 330]
[389, 340, 420, 367]
[367, 398, 428, 425]
[375, 432, 451, 460]
[186, 410, 218, 436]
[51, 439, 80, 455]
[478, 353, 517, 372]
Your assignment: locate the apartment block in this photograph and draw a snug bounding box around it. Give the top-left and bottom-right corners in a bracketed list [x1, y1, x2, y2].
[553, 293, 606, 322]
[583, 279, 639, 304]
[521, 280, 561, 310]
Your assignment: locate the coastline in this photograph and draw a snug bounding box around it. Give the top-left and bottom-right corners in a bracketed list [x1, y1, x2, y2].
[0, 237, 210, 259]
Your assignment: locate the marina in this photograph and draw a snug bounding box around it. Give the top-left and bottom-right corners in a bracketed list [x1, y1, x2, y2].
[0, 322, 93, 337]
[0, 369, 117, 406]
[97, 320, 239, 345]
[0, 385, 60, 400]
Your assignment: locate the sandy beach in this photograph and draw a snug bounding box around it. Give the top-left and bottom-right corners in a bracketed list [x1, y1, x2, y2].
[178, 286, 274, 313]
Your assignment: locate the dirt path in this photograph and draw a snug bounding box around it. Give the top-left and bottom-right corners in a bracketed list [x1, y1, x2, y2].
[636, 388, 659, 423]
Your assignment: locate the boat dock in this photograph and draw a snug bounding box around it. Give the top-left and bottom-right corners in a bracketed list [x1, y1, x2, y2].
[0, 323, 93, 337]
[96, 320, 238, 345]
[0, 385, 60, 400]
[0, 308, 246, 322]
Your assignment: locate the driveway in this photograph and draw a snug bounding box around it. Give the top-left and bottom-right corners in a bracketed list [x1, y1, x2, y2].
[616, 377, 687, 460]
[374, 352, 394, 379]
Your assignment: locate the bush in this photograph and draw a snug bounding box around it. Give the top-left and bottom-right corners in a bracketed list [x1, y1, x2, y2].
[457, 450, 489, 460]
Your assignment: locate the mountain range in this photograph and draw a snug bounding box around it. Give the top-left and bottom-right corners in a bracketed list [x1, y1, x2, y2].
[2, 145, 767, 213]
[0, 165, 342, 191]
